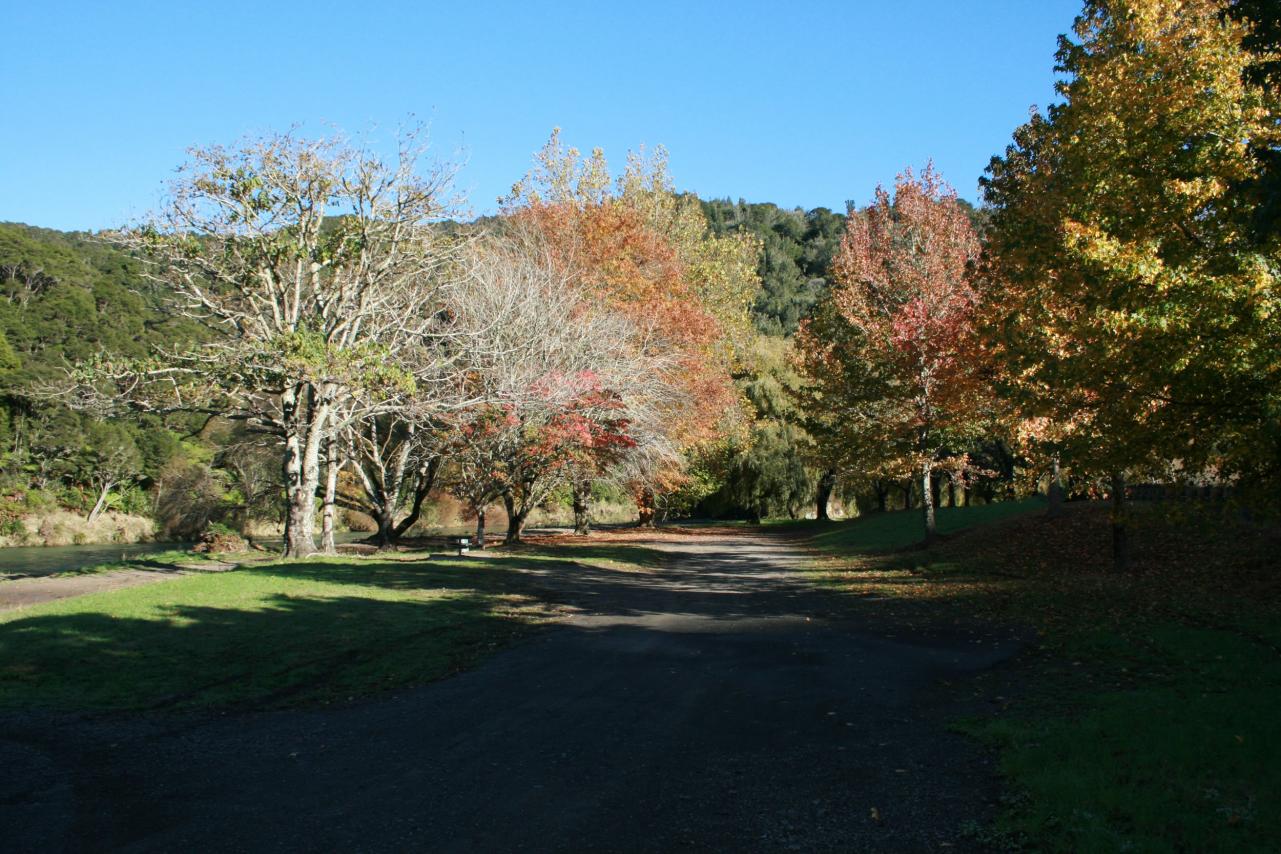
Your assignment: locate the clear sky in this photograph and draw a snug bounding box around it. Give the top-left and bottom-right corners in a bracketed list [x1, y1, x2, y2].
[2, 0, 1082, 231]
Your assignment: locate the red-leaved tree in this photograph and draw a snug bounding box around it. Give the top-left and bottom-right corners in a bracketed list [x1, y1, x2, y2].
[801, 165, 985, 542]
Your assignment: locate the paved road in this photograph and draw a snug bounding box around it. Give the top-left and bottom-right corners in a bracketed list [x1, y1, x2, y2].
[3, 532, 1023, 852]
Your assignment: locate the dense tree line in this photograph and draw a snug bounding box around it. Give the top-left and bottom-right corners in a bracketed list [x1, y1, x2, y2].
[19, 129, 761, 556]
[0, 224, 210, 536]
[797, 0, 1281, 567]
[700, 199, 844, 336]
[4, 0, 1277, 561]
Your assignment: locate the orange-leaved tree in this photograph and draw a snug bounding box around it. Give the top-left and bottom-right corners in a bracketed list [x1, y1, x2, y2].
[500, 130, 758, 524]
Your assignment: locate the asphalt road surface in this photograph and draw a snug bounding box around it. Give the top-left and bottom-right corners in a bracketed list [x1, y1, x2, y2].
[3, 532, 1024, 852]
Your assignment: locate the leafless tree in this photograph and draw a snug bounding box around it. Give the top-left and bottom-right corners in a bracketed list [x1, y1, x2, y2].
[439, 231, 683, 543]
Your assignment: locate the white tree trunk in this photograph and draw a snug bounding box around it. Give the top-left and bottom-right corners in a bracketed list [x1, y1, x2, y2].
[87, 481, 116, 524]
[281, 386, 329, 559]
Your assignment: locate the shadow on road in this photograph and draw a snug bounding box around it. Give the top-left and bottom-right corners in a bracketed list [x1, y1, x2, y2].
[2, 531, 1024, 853]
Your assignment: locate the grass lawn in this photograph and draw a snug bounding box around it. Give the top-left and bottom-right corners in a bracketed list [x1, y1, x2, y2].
[46, 548, 220, 577]
[795, 500, 1281, 853]
[0, 544, 654, 712]
[770, 497, 1045, 553]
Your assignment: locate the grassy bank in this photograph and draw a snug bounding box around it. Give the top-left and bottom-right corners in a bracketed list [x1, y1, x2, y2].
[0, 543, 656, 712]
[771, 498, 1044, 553]
[795, 501, 1281, 852]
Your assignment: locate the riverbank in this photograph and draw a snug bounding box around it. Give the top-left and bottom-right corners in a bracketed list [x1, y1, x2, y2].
[0, 510, 157, 549]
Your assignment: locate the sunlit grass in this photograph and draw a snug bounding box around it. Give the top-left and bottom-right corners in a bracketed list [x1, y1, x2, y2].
[771, 498, 1045, 553]
[0, 549, 613, 711]
[40, 548, 216, 578]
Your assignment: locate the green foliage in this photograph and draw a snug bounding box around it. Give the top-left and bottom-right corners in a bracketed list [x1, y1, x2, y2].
[703, 337, 817, 520]
[700, 199, 844, 335]
[0, 223, 197, 377]
[0, 223, 206, 522]
[717, 420, 813, 522]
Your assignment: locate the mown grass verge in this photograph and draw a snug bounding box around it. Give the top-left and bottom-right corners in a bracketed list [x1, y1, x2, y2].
[794, 500, 1281, 852]
[0, 544, 654, 712]
[42, 548, 217, 577]
[770, 498, 1045, 553]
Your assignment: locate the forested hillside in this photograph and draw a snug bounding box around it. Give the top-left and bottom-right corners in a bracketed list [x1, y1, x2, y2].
[700, 199, 845, 336]
[0, 224, 269, 544]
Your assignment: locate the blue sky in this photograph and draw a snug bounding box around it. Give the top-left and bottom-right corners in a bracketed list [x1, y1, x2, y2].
[2, 1, 1081, 231]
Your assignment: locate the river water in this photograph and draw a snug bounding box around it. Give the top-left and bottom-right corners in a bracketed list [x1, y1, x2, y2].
[0, 524, 546, 578]
[0, 542, 187, 578]
[0, 530, 410, 578]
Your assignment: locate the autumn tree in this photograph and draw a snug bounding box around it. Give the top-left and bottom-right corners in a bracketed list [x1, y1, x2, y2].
[501, 130, 758, 523]
[799, 166, 985, 543]
[981, 0, 1281, 565]
[440, 232, 647, 544]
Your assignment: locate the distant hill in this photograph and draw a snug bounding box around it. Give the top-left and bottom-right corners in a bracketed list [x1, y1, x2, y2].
[699, 198, 845, 336]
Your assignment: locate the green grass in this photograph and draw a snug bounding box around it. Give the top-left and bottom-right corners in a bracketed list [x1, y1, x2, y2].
[771, 497, 1045, 553]
[0, 551, 566, 711]
[958, 622, 1281, 852]
[794, 501, 1281, 852]
[44, 548, 216, 577]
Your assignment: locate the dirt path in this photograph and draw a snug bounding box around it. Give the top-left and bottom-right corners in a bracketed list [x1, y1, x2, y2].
[0, 566, 194, 612]
[1, 531, 1022, 852]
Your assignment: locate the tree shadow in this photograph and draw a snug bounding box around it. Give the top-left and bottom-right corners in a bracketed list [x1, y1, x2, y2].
[513, 543, 670, 568]
[0, 590, 525, 712]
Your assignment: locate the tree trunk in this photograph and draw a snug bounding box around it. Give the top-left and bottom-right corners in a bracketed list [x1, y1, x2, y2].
[1047, 455, 1064, 518]
[391, 457, 441, 541]
[947, 477, 957, 508]
[815, 468, 836, 521]
[282, 435, 319, 558]
[503, 492, 527, 544]
[87, 481, 115, 524]
[636, 488, 656, 528]
[874, 481, 888, 513]
[281, 385, 323, 558]
[1111, 471, 1129, 572]
[321, 435, 339, 555]
[572, 479, 592, 535]
[902, 482, 913, 511]
[921, 463, 937, 544]
[475, 507, 486, 550]
[374, 504, 396, 549]
[930, 474, 942, 517]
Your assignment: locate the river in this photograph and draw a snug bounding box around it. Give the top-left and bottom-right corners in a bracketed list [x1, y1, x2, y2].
[0, 541, 188, 578]
[0, 531, 386, 578]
